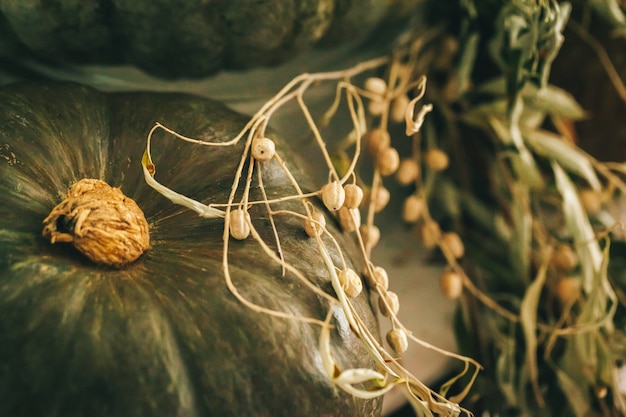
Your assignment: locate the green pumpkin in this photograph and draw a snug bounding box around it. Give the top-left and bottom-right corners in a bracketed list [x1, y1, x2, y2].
[0, 0, 408, 79]
[0, 83, 380, 417]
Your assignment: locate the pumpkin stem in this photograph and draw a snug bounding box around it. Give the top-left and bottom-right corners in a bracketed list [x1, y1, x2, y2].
[42, 178, 150, 267]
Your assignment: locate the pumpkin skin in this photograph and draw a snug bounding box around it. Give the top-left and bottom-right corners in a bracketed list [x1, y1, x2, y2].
[0, 83, 381, 417]
[0, 0, 400, 79]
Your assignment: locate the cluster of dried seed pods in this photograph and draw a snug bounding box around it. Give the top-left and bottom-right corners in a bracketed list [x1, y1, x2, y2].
[142, 46, 479, 416]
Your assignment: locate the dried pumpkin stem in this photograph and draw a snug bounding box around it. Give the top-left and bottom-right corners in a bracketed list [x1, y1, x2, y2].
[42, 178, 150, 267]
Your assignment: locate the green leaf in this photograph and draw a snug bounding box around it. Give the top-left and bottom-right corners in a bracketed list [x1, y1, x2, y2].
[550, 362, 592, 417]
[519, 259, 549, 407]
[523, 84, 587, 120]
[525, 129, 601, 191]
[589, 0, 626, 31]
[553, 163, 603, 293]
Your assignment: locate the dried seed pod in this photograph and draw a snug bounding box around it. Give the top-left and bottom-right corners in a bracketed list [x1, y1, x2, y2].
[367, 100, 386, 116]
[337, 206, 360, 233]
[396, 158, 420, 185]
[555, 276, 581, 305]
[321, 181, 345, 211]
[440, 232, 464, 259]
[439, 270, 463, 300]
[390, 94, 410, 124]
[41, 178, 150, 267]
[229, 208, 251, 240]
[424, 148, 449, 171]
[365, 128, 390, 157]
[304, 211, 326, 237]
[364, 77, 388, 96]
[402, 195, 425, 223]
[365, 265, 389, 290]
[378, 290, 400, 317]
[418, 220, 441, 249]
[552, 244, 578, 272]
[579, 189, 602, 215]
[376, 147, 400, 176]
[343, 183, 364, 209]
[386, 328, 408, 353]
[372, 185, 390, 212]
[359, 224, 381, 249]
[338, 268, 363, 298]
[251, 137, 276, 162]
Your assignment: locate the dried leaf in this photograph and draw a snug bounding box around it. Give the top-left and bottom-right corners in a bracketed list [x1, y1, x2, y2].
[553, 163, 603, 293]
[519, 259, 549, 406]
[489, 116, 544, 189]
[525, 129, 601, 191]
[523, 84, 587, 120]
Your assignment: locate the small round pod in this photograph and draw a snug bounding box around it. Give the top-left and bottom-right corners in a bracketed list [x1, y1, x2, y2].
[371, 185, 390, 213]
[229, 208, 251, 240]
[418, 220, 441, 249]
[386, 328, 409, 354]
[424, 148, 449, 172]
[364, 128, 391, 157]
[367, 100, 387, 117]
[365, 265, 389, 291]
[338, 268, 363, 298]
[376, 147, 400, 177]
[251, 137, 276, 162]
[378, 290, 400, 318]
[337, 206, 360, 233]
[395, 158, 420, 185]
[320, 181, 345, 211]
[439, 270, 463, 300]
[440, 232, 465, 259]
[364, 77, 388, 96]
[552, 244, 579, 272]
[555, 276, 581, 305]
[304, 211, 326, 237]
[359, 224, 381, 249]
[390, 94, 410, 124]
[343, 183, 364, 209]
[402, 194, 425, 223]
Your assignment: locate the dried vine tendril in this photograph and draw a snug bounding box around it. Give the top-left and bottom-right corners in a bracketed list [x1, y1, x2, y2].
[142, 33, 481, 416]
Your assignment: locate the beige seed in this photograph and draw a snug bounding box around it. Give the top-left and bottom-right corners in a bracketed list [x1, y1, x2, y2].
[402, 195, 425, 223]
[359, 224, 381, 249]
[372, 185, 390, 212]
[321, 181, 345, 211]
[364, 77, 388, 96]
[378, 290, 400, 317]
[365, 265, 389, 290]
[396, 158, 420, 185]
[440, 232, 465, 258]
[368, 100, 387, 116]
[344, 183, 364, 209]
[390, 94, 411, 124]
[439, 270, 463, 300]
[365, 128, 391, 157]
[386, 328, 409, 353]
[552, 244, 578, 272]
[337, 206, 360, 233]
[579, 189, 602, 215]
[229, 208, 251, 240]
[304, 211, 326, 237]
[555, 276, 581, 305]
[251, 137, 276, 162]
[418, 220, 441, 249]
[376, 147, 400, 176]
[338, 268, 363, 298]
[425, 148, 449, 171]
